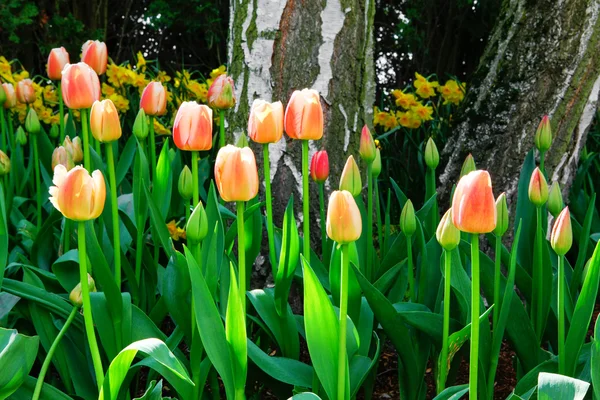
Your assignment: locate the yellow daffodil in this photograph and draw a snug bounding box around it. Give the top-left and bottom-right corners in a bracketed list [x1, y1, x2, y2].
[438, 80, 466, 105]
[413, 72, 439, 99]
[411, 103, 434, 121]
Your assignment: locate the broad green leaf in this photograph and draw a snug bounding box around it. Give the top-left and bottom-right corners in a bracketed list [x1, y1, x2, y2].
[0, 327, 39, 398]
[8, 375, 73, 400]
[570, 193, 596, 293]
[247, 339, 313, 388]
[226, 263, 247, 395]
[0, 183, 7, 290]
[143, 183, 174, 258]
[289, 393, 322, 399]
[153, 140, 173, 219]
[537, 372, 589, 400]
[163, 252, 192, 341]
[133, 380, 163, 400]
[432, 385, 468, 400]
[274, 197, 300, 317]
[514, 150, 536, 273]
[330, 243, 361, 323]
[90, 293, 132, 359]
[115, 135, 136, 187]
[201, 182, 225, 300]
[591, 317, 600, 400]
[133, 140, 150, 231]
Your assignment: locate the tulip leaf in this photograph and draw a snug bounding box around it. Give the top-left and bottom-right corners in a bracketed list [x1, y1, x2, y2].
[591, 317, 600, 399]
[143, 183, 174, 258]
[163, 252, 192, 341]
[537, 372, 589, 400]
[432, 385, 469, 400]
[0, 327, 39, 398]
[200, 182, 225, 298]
[570, 193, 596, 294]
[514, 150, 536, 273]
[153, 140, 173, 219]
[8, 375, 73, 400]
[289, 393, 322, 400]
[226, 263, 247, 394]
[133, 140, 150, 231]
[116, 135, 137, 187]
[329, 242, 362, 323]
[274, 196, 300, 317]
[0, 183, 7, 290]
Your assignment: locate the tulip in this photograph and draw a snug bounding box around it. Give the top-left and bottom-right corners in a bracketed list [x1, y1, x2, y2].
[359, 125, 376, 163]
[460, 153, 476, 178]
[49, 124, 60, 139]
[2, 83, 16, 109]
[0, 150, 10, 176]
[248, 99, 284, 144]
[47, 47, 70, 80]
[49, 165, 106, 221]
[528, 167, 548, 207]
[69, 274, 96, 307]
[401, 199, 417, 300]
[372, 148, 382, 177]
[207, 74, 236, 110]
[425, 138, 440, 236]
[63, 136, 83, 164]
[548, 182, 564, 217]
[492, 192, 508, 333]
[52, 146, 74, 171]
[133, 109, 149, 140]
[339, 155, 362, 197]
[214, 145, 259, 202]
[186, 201, 209, 244]
[551, 207, 572, 256]
[326, 190, 362, 244]
[61, 63, 100, 110]
[425, 137, 439, 170]
[494, 193, 508, 237]
[16, 79, 36, 104]
[25, 108, 40, 135]
[173, 102, 213, 151]
[284, 89, 323, 141]
[26, 107, 43, 228]
[15, 126, 27, 145]
[436, 209, 460, 251]
[90, 99, 122, 142]
[535, 115, 552, 153]
[310, 150, 329, 183]
[81, 40, 108, 76]
[178, 165, 193, 202]
[452, 170, 497, 234]
[140, 82, 167, 116]
[359, 128, 376, 282]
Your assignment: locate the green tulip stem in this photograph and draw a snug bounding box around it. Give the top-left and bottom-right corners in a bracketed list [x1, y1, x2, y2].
[384, 189, 391, 257]
[135, 140, 146, 287]
[374, 177, 383, 259]
[366, 163, 373, 281]
[185, 200, 191, 222]
[32, 132, 42, 230]
[470, 233, 480, 400]
[192, 151, 199, 207]
[58, 82, 65, 142]
[263, 144, 276, 272]
[439, 249, 452, 393]
[533, 206, 544, 342]
[148, 116, 157, 184]
[80, 108, 91, 171]
[32, 305, 80, 400]
[493, 234, 502, 330]
[105, 143, 121, 286]
[219, 110, 226, 148]
[318, 182, 327, 263]
[427, 167, 439, 232]
[337, 243, 349, 400]
[237, 201, 246, 315]
[64, 220, 72, 252]
[302, 140, 310, 264]
[558, 254, 565, 375]
[78, 221, 104, 387]
[407, 235, 414, 301]
[540, 151, 546, 175]
[0, 107, 6, 152]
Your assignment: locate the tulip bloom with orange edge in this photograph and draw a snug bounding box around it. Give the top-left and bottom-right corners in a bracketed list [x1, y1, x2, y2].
[214, 145, 259, 202]
[326, 190, 362, 244]
[452, 170, 497, 234]
[2, 83, 16, 109]
[528, 167, 548, 207]
[173, 102, 213, 151]
[52, 146, 74, 171]
[49, 165, 106, 221]
[359, 125, 376, 162]
[140, 82, 167, 116]
[284, 89, 323, 140]
[47, 47, 70, 80]
[551, 207, 572, 256]
[248, 100, 284, 144]
[61, 63, 100, 109]
[310, 150, 329, 183]
[90, 99, 122, 143]
[16, 79, 36, 104]
[81, 40, 108, 76]
[207, 75, 236, 110]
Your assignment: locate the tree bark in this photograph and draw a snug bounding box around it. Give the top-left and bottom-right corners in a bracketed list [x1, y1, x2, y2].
[440, 0, 600, 209]
[228, 0, 376, 279]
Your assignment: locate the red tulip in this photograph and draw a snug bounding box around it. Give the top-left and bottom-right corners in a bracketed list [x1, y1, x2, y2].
[47, 47, 70, 80]
[81, 40, 107, 76]
[61, 63, 101, 109]
[2, 83, 16, 109]
[207, 75, 236, 110]
[214, 145, 259, 202]
[140, 82, 167, 116]
[16, 79, 36, 104]
[173, 101, 213, 151]
[452, 170, 497, 233]
[310, 150, 329, 183]
[284, 89, 323, 140]
[248, 99, 284, 144]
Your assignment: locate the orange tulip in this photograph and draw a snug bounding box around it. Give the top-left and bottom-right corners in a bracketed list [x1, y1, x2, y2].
[140, 82, 167, 116]
[16, 79, 36, 104]
[2, 83, 16, 109]
[47, 47, 70, 80]
[207, 75, 236, 110]
[310, 150, 329, 183]
[81, 40, 107, 75]
[49, 165, 106, 221]
[359, 125, 376, 162]
[248, 99, 284, 144]
[326, 190, 362, 244]
[90, 99, 122, 142]
[214, 145, 259, 202]
[63, 136, 83, 164]
[61, 63, 101, 109]
[173, 101, 213, 151]
[284, 89, 323, 140]
[551, 207, 572, 256]
[452, 170, 497, 233]
[52, 146, 74, 171]
[528, 167, 548, 207]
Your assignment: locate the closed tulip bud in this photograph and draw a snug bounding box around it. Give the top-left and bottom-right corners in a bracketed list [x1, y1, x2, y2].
[81, 40, 107, 75]
[69, 273, 96, 306]
[425, 137, 439, 169]
[186, 201, 209, 243]
[49, 124, 60, 139]
[494, 193, 508, 236]
[460, 154, 476, 178]
[528, 167, 548, 207]
[49, 165, 106, 221]
[436, 209, 460, 250]
[339, 155, 362, 196]
[372, 148, 382, 177]
[0, 85, 5, 104]
[284, 89, 323, 140]
[452, 170, 497, 233]
[547, 182, 564, 218]
[133, 108, 149, 140]
[178, 166, 193, 201]
[248, 99, 284, 143]
[63, 136, 83, 164]
[2, 83, 16, 109]
[25, 108, 41, 135]
[90, 99, 122, 142]
[16, 79, 36, 104]
[15, 126, 27, 145]
[140, 82, 167, 116]
[0, 151, 10, 176]
[214, 145, 259, 202]
[236, 133, 249, 148]
[326, 190, 362, 244]
[359, 125, 377, 162]
[173, 102, 213, 151]
[61, 63, 100, 109]
[207, 75, 236, 110]
[400, 199, 417, 237]
[52, 146, 74, 171]
[310, 150, 329, 183]
[47, 47, 70, 80]
[534, 115, 552, 152]
[551, 207, 572, 256]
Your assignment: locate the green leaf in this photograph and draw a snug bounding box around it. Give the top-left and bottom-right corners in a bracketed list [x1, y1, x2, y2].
[0, 183, 7, 290]
[200, 182, 225, 300]
[514, 150, 536, 273]
[591, 317, 600, 399]
[90, 293, 132, 360]
[226, 263, 247, 395]
[8, 375, 73, 399]
[289, 393, 322, 399]
[99, 338, 193, 400]
[153, 140, 173, 219]
[133, 140, 150, 230]
[143, 183, 174, 258]
[133, 380, 163, 400]
[0, 327, 39, 398]
[570, 193, 596, 293]
[115, 135, 136, 187]
[432, 385, 468, 400]
[247, 339, 313, 388]
[330, 243, 362, 323]
[537, 372, 589, 400]
[274, 197, 300, 317]
[163, 252, 192, 341]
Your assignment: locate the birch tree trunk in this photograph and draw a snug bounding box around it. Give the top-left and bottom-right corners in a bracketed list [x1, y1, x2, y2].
[228, 0, 375, 277]
[440, 0, 600, 208]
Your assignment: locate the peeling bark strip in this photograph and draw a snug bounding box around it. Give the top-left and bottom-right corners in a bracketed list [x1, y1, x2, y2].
[228, 0, 375, 279]
[440, 0, 600, 211]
